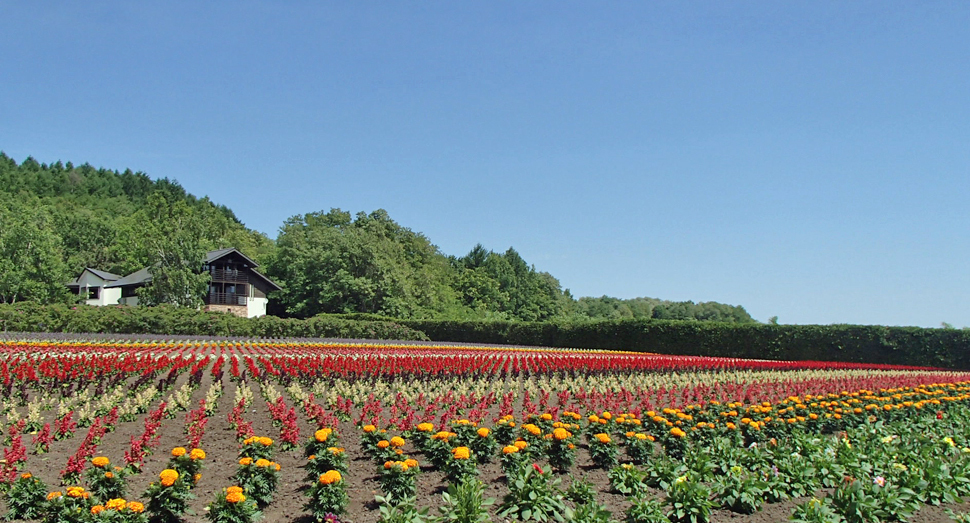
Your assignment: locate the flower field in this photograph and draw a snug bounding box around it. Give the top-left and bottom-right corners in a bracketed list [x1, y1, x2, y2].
[1, 334, 970, 523]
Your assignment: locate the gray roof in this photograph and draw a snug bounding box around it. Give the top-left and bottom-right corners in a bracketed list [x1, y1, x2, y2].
[105, 266, 153, 288]
[87, 268, 123, 281]
[66, 268, 123, 287]
[205, 247, 259, 267]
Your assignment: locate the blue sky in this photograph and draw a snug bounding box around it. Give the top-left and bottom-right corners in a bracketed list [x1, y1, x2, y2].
[1, 2, 968, 327]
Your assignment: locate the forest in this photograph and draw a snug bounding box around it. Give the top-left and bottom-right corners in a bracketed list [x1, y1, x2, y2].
[0, 152, 755, 323]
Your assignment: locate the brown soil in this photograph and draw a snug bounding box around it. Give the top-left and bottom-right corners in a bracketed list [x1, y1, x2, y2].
[8, 371, 970, 523]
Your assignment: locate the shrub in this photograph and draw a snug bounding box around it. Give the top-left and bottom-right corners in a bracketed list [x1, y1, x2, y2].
[5, 472, 48, 520]
[205, 486, 261, 523]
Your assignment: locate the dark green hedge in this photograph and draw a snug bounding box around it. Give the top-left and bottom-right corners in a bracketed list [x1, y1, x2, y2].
[2, 304, 967, 370]
[0, 302, 429, 341]
[400, 319, 970, 370]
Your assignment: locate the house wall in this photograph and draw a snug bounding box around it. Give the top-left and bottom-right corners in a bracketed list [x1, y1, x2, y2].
[118, 296, 140, 307]
[205, 304, 248, 317]
[246, 297, 269, 318]
[98, 287, 122, 306]
[236, 272, 274, 298]
[75, 271, 121, 306]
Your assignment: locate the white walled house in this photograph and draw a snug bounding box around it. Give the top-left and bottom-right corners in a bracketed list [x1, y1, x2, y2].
[66, 268, 123, 306]
[66, 248, 280, 318]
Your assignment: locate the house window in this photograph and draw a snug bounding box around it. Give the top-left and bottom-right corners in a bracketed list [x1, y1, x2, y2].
[87, 287, 101, 300]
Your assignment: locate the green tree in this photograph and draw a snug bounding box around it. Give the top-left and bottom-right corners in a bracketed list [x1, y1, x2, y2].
[267, 208, 454, 318]
[455, 267, 510, 313]
[0, 196, 71, 304]
[134, 195, 210, 307]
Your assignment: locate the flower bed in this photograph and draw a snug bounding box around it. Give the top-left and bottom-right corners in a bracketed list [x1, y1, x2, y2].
[0, 336, 968, 522]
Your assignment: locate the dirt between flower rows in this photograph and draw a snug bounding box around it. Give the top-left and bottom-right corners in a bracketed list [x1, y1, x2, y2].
[6, 370, 970, 523]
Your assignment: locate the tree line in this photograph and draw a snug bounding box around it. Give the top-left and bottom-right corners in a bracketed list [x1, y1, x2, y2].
[0, 153, 755, 323]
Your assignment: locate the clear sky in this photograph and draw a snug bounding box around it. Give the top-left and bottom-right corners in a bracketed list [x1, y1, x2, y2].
[1, 2, 967, 327]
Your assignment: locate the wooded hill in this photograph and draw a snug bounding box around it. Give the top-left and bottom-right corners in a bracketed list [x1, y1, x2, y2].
[0, 152, 755, 323]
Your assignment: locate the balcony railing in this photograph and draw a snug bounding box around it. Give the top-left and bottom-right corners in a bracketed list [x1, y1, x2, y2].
[210, 269, 249, 283]
[206, 293, 247, 306]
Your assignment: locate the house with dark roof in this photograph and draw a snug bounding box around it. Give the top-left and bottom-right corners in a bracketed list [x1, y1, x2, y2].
[66, 268, 123, 306]
[67, 248, 280, 318]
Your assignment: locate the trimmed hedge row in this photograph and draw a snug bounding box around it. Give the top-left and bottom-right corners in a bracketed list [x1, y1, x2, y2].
[0, 302, 429, 341]
[2, 304, 967, 370]
[400, 319, 970, 370]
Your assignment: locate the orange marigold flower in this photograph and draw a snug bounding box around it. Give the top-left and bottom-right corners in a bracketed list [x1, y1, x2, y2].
[363, 425, 377, 433]
[255, 459, 271, 468]
[319, 470, 342, 485]
[160, 469, 179, 487]
[91, 505, 105, 515]
[227, 486, 244, 495]
[315, 429, 332, 442]
[514, 440, 528, 450]
[104, 472, 114, 479]
[171, 447, 187, 458]
[193, 473, 201, 483]
[452, 447, 471, 460]
[239, 457, 253, 466]
[670, 427, 687, 438]
[377, 440, 390, 449]
[404, 458, 418, 468]
[541, 413, 553, 421]
[274, 462, 281, 471]
[127, 501, 145, 513]
[416, 422, 434, 432]
[601, 411, 612, 420]
[328, 446, 344, 455]
[47, 492, 62, 500]
[594, 433, 611, 444]
[258, 437, 273, 446]
[477, 428, 490, 438]
[390, 436, 405, 447]
[553, 428, 571, 441]
[190, 448, 206, 460]
[503, 445, 520, 454]
[20, 473, 31, 479]
[523, 424, 541, 436]
[105, 498, 126, 510]
[92, 456, 110, 468]
[226, 491, 246, 503]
